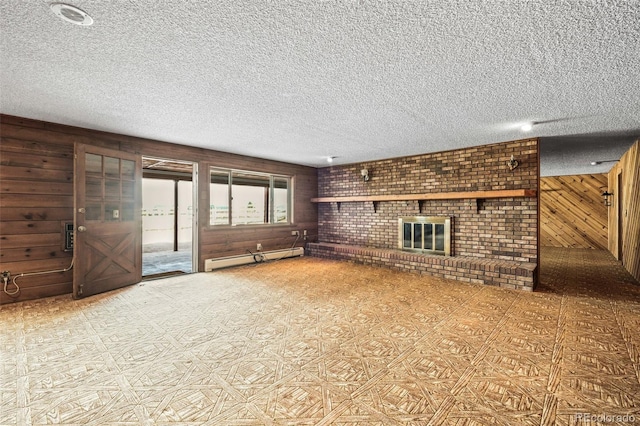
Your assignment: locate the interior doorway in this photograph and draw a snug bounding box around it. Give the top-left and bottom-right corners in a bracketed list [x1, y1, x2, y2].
[142, 157, 197, 278]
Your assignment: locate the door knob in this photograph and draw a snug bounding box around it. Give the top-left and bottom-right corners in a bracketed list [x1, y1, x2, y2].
[77, 226, 87, 232]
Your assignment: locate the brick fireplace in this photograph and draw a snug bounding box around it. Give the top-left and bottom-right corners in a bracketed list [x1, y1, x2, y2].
[308, 138, 539, 291]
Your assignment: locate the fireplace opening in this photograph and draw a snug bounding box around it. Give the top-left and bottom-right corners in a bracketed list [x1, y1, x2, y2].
[398, 216, 451, 256]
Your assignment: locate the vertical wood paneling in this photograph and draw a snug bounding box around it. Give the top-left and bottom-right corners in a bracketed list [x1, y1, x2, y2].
[0, 114, 318, 304]
[608, 140, 640, 283]
[540, 174, 608, 249]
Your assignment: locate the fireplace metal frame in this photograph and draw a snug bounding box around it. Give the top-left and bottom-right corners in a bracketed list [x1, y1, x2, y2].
[398, 216, 452, 256]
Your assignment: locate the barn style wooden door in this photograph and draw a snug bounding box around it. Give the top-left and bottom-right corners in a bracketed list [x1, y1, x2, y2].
[73, 144, 142, 298]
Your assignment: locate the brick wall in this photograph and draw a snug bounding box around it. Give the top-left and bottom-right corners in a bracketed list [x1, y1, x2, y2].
[308, 243, 537, 291]
[318, 198, 537, 263]
[313, 138, 539, 288]
[319, 139, 538, 196]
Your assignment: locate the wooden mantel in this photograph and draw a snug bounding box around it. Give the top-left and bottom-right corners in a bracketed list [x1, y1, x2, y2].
[311, 189, 537, 203]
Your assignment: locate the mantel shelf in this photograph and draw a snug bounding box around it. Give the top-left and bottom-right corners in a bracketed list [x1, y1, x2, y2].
[311, 189, 537, 203]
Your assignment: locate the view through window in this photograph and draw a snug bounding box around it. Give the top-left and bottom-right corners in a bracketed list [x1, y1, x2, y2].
[142, 179, 193, 247]
[210, 168, 291, 226]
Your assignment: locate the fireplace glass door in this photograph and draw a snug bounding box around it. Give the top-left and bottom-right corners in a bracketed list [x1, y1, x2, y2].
[399, 217, 451, 256]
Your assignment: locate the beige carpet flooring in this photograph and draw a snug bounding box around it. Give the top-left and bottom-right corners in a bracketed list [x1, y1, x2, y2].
[1, 247, 639, 425]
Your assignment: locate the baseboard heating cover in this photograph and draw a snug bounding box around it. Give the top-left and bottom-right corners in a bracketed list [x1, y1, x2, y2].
[205, 247, 304, 271]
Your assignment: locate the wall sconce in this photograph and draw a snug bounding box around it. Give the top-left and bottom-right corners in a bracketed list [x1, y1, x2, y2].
[602, 191, 613, 207]
[507, 155, 519, 171]
[360, 168, 370, 182]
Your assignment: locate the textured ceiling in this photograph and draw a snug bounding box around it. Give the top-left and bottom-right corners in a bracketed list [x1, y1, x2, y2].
[1, 1, 639, 175]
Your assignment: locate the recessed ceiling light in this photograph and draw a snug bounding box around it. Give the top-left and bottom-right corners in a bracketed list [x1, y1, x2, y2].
[590, 160, 618, 166]
[521, 123, 533, 132]
[50, 3, 93, 26]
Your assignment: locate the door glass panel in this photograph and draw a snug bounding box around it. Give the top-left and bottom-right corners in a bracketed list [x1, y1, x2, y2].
[86, 153, 102, 174]
[122, 180, 135, 200]
[120, 160, 136, 180]
[413, 223, 422, 249]
[424, 224, 433, 250]
[121, 159, 135, 179]
[435, 224, 445, 251]
[105, 204, 119, 221]
[121, 202, 134, 221]
[86, 177, 103, 197]
[104, 156, 120, 178]
[84, 152, 134, 223]
[403, 223, 411, 248]
[86, 203, 102, 221]
[105, 180, 120, 199]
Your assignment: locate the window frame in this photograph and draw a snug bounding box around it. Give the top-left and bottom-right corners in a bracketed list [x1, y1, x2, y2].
[209, 167, 293, 227]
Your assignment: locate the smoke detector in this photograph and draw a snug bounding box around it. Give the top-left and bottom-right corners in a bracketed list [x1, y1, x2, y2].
[50, 3, 93, 26]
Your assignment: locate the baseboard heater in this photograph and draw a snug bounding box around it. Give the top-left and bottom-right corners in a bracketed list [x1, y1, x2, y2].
[204, 247, 304, 271]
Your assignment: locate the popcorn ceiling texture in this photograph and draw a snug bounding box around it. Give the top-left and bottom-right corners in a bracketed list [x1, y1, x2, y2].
[310, 139, 539, 290]
[0, 1, 638, 172]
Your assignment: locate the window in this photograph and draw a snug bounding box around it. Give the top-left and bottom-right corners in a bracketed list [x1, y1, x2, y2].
[210, 169, 230, 225]
[210, 168, 292, 226]
[272, 176, 289, 224]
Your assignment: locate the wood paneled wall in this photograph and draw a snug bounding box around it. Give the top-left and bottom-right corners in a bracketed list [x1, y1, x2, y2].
[608, 140, 640, 283]
[540, 174, 608, 249]
[0, 137, 75, 301]
[0, 115, 318, 303]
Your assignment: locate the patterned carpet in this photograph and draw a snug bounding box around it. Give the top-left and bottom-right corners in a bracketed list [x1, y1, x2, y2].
[1, 247, 639, 425]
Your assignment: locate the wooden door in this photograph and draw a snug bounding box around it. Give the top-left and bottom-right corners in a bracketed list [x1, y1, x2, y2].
[73, 144, 142, 298]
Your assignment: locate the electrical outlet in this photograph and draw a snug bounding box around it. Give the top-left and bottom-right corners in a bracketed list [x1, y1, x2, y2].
[291, 230, 299, 236]
[257, 243, 262, 251]
[303, 230, 307, 236]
